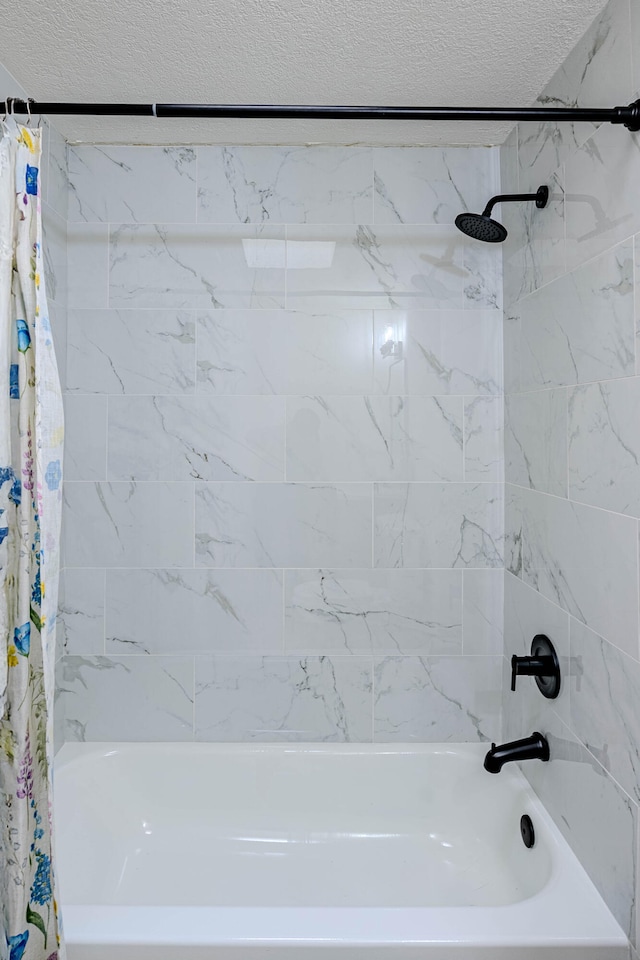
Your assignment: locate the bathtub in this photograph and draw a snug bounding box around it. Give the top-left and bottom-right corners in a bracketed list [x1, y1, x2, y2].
[54, 742, 628, 959]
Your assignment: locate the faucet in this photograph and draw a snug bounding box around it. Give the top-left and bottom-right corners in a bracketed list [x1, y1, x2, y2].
[483, 732, 550, 774]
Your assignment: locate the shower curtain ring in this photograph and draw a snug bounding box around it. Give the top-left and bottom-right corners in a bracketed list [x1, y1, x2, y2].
[25, 98, 33, 125]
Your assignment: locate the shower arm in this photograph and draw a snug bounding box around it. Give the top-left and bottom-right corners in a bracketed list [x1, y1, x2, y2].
[482, 186, 549, 217]
[4, 97, 640, 131]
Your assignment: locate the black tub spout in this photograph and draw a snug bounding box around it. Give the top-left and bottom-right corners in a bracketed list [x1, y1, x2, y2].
[484, 732, 550, 774]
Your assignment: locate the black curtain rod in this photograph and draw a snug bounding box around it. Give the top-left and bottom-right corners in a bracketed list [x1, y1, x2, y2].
[6, 97, 640, 130]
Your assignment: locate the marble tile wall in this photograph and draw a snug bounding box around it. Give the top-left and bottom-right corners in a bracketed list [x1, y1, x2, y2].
[501, 0, 640, 946]
[57, 142, 505, 746]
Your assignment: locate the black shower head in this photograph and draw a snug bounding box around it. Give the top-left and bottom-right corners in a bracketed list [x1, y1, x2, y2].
[454, 212, 507, 243]
[455, 185, 549, 243]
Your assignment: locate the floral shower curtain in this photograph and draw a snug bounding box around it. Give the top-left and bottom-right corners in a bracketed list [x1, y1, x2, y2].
[0, 120, 65, 960]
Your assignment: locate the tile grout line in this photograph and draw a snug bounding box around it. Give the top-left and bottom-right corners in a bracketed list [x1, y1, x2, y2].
[564, 384, 570, 501]
[460, 568, 465, 655]
[102, 568, 107, 656]
[506, 478, 640, 524]
[281, 568, 286, 655]
[370, 653, 375, 743]
[462, 394, 467, 482]
[371, 482, 375, 568]
[106, 221, 111, 308]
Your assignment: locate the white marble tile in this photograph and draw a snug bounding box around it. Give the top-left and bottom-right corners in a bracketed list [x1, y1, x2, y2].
[633, 0, 640, 97]
[505, 390, 567, 496]
[565, 123, 640, 272]
[284, 569, 462, 655]
[516, 241, 635, 391]
[517, 0, 633, 188]
[108, 395, 285, 481]
[503, 573, 570, 730]
[195, 656, 372, 741]
[64, 395, 107, 481]
[500, 125, 519, 197]
[571, 618, 640, 803]
[520, 486, 639, 657]
[286, 396, 463, 482]
[67, 309, 196, 395]
[195, 482, 372, 568]
[464, 396, 503, 482]
[59, 655, 194, 741]
[46, 122, 68, 221]
[285, 225, 467, 311]
[637, 234, 640, 375]
[197, 146, 373, 224]
[523, 712, 638, 942]
[569, 378, 640, 517]
[374, 482, 503, 569]
[462, 569, 504, 655]
[505, 484, 524, 578]
[196, 309, 374, 396]
[63, 481, 194, 568]
[58, 568, 105, 655]
[373, 655, 501, 742]
[42, 205, 67, 306]
[462, 240, 502, 311]
[503, 308, 521, 395]
[67, 222, 109, 308]
[373, 310, 502, 396]
[106, 568, 283, 654]
[502, 169, 566, 303]
[68, 146, 197, 222]
[373, 146, 498, 225]
[109, 224, 286, 309]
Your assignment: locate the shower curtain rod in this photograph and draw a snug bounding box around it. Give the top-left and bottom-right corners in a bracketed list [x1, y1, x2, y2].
[5, 97, 640, 130]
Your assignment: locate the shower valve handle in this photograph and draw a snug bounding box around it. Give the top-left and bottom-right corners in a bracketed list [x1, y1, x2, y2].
[510, 635, 561, 699]
[511, 655, 554, 690]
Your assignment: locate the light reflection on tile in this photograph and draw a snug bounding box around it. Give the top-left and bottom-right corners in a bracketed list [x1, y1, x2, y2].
[373, 310, 502, 396]
[286, 225, 466, 311]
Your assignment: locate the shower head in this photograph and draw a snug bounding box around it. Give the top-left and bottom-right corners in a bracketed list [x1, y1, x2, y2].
[455, 185, 549, 243]
[454, 212, 507, 243]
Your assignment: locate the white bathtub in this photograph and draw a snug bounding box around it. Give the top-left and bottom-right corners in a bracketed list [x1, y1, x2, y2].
[54, 742, 628, 959]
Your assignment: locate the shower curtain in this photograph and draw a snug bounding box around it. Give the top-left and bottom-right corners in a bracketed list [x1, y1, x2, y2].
[0, 119, 64, 960]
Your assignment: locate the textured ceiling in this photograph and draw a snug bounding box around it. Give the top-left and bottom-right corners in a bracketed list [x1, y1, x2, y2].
[0, 0, 609, 145]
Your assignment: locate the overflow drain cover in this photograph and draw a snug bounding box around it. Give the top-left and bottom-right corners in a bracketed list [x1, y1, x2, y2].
[520, 814, 535, 848]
